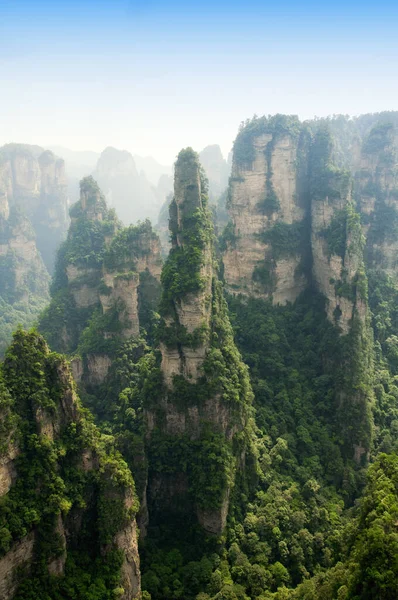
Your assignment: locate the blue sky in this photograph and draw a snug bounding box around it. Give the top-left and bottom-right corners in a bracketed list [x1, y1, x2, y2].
[1, 0, 398, 163]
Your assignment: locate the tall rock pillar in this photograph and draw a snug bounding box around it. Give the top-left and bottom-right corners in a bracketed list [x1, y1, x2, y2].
[146, 149, 254, 535]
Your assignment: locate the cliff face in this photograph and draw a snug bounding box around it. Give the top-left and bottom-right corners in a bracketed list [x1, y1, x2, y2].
[39, 176, 162, 386]
[0, 144, 69, 273]
[223, 117, 309, 305]
[0, 144, 70, 356]
[0, 330, 140, 600]
[0, 203, 50, 356]
[309, 127, 368, 333]
[146, 149, 254, 535]
[354, 122, 398, 278]
[222, 116, 376, 463]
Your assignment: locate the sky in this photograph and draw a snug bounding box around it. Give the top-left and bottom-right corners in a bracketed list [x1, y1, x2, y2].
[1, 0, 398, 164]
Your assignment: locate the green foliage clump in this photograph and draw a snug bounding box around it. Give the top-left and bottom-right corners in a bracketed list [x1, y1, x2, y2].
[321, 210, 347, 259]
[160, 205, 213, 312]
[252, 261, 278, 292]
[0, 329, 138, 598]
[257, 186, 281, 215]
[260, 221, 306, 260]
[309, 125, 351, 202]
[148, 431, 235, 511]
[103, 219, 156, 271]
[363, 122, 395, 155]
[233, 115, 301, 169]
[219, 221, 239, 252]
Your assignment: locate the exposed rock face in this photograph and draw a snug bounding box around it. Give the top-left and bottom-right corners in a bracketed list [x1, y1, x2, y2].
[307, 125, 376, 336]
[114, 491, 141, 600]
[0, 533, 35, 600]
[0, 210, 50, 302]
[354, 122, 398, 278]
[39, 176, 162, 396]
[222, 113, 398, 316]
[223, 121, 309, 304]
[146, 148, 254, 536]
[0, 144, 69, 272]
[0, 330, 141, 599]
[222, 116, 376, 463]
[0, 202, 50, 356]
[86, 353, 113, 385]
[159, 153, 213, 387]
[0, 443, 18, 497]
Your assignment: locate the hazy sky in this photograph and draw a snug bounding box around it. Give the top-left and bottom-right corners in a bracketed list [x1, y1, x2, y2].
[1, 0, 398, 164]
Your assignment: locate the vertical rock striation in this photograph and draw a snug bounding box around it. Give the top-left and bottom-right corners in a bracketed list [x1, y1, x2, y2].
[0, 144, 69, 273]
[223, 116, 377, 464]
[355, 122, 398, 278]
[309, 126, 367, 333]
[223, 116, 310, 304]
[39, 176, 162, 386]
[146, 148, 254, 535]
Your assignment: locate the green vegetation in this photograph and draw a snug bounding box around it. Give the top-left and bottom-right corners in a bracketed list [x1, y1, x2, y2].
[321, 209, 347, 258]
[252, 261, 278, 291]
[160, 150, 213, 313]
[363, 122, 395, 155]
[309, 126, 351, 202]
[0, 329, 137, 599]
[219, 221, 239, 252]
[0, 208, 50, 357]
[260, 221, 306, 260]
[233, 115, 301, 169]
[103, 219, 156, 271]
[4, 119, 398, 599]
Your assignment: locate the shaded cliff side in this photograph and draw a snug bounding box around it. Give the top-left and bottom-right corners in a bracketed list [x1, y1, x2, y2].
[0, 329, 140, 600]
[145, 148, 255, 535]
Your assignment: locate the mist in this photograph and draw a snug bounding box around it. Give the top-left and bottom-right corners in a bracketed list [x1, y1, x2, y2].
[1, 0, 398, 164]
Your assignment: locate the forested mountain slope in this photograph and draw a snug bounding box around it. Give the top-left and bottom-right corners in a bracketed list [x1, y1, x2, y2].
[0, 330, 140, 600]
[1, 113, 398, 600]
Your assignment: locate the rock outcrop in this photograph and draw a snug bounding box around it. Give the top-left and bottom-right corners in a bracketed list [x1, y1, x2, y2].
[309, 126, 367, 333]
[0, 329, 141, 599]
[39, 176, 162, 387]
[223, 116, 309, 304]
[0, 201, 50, 356]
[354, 122, 398, 278]
[222, 115, 378, 463]
[146, 148, 254, 535]
[0, 144, 69, 272]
